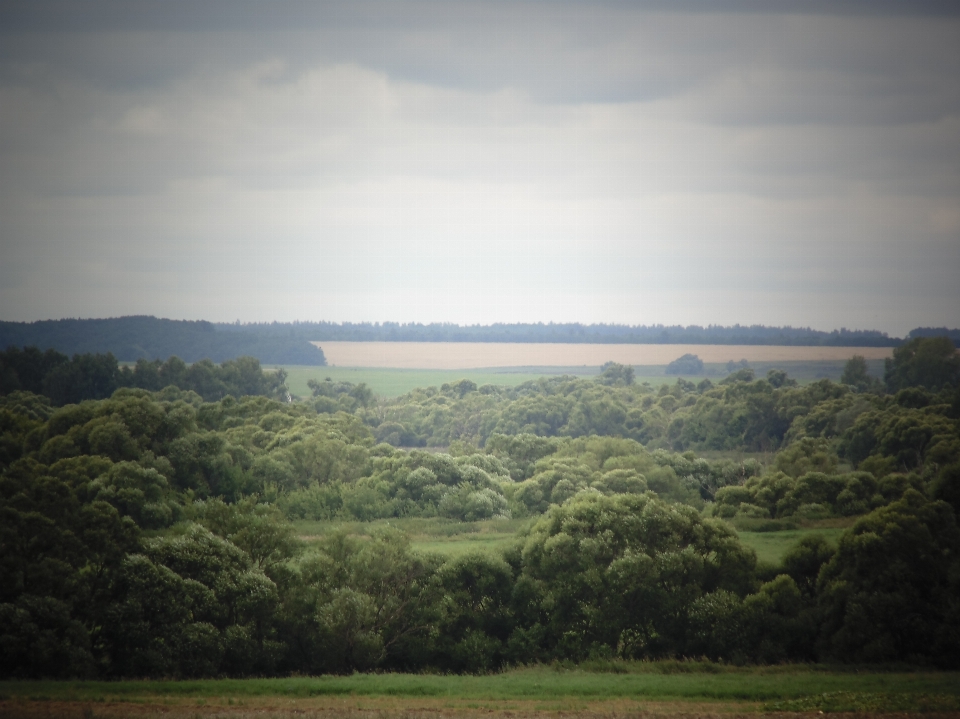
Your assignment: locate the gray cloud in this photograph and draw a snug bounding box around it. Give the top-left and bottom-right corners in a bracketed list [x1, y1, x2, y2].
[0, 1, 958, 335]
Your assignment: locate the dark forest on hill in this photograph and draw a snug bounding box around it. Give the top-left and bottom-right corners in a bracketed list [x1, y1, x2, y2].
[0, 317, 327, 366]
[219, 320, 912, 346]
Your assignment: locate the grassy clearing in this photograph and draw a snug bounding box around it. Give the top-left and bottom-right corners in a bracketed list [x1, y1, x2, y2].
[273, 358, 883, 400]
[314, 342, 893, 370]
[273, 366, 600, 399]
[411, 534, 519, 557]
[2, 665, 958, 705]
[0, 666, 953, 702]
[294, 516, 530, 557]
[737, 526, 847, 565]
[293, 516, 531, 539]
[293, 517, 854, 565]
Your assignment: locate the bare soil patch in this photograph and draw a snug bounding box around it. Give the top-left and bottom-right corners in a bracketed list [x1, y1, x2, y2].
[313, 342, 894, 370]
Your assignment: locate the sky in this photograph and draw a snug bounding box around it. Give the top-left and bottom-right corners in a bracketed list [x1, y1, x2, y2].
[0, 0, 958, 337]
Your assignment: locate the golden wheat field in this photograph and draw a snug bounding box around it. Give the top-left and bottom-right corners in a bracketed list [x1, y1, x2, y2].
[312, 342, 894, 369]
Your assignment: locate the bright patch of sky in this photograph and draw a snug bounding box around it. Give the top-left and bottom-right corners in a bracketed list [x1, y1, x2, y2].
[1, 1, 958, 336]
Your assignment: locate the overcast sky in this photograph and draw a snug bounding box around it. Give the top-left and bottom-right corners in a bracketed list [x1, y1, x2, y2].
[1, 0, 958, 336]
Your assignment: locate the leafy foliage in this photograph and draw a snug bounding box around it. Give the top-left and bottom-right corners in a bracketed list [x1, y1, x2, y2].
[0, 353, 958, 677]
[1, 348, 290, 405]
[665, 353, 704, 375]
[885, 336, 960, 393]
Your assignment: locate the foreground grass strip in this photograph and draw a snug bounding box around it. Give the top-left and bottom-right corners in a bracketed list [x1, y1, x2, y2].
[3, 666, 960, 705]
[0, 699, 769, 719]
[766, 691, 960, 713]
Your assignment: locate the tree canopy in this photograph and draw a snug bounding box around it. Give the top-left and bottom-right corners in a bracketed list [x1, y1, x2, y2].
[1, 344, 958, 677]
[1, 348, 290, 405]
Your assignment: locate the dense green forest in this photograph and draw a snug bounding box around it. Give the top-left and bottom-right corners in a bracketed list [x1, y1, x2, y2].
[1, 337, 958, 678]
[0, 317, 327, 365]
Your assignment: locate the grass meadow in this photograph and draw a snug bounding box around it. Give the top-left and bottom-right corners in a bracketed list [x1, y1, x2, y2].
[3, 665, 959, 718]
[277, 366, 599, 399]
[737, 526, 847, 565]
[404, 525, 850, 565]
[294, 516, 531, 557]
[293, 516, 852, 567]
[273, 358, 886, 399]
[313, 342, 893, 370]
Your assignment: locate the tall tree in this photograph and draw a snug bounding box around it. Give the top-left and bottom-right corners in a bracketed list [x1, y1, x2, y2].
[885, 336, 960, 392]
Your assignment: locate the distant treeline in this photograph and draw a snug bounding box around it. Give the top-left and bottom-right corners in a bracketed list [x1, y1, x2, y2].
[218, 320, 956, 346]
[0, 316, 327, 365]
[910, 327, 960, 345]
[4, 319, 959, 375]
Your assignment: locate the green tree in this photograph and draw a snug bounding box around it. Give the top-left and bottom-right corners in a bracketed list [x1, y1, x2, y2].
[0, 346, 69, 395]
[598, 362, 635, 385]
[433, 552, 515, 671]
[515, 492, 756, 660]
[42, 353, 122, 406]
[665, 354, 704, 376]
[817, 490, 960, 665]
[283, 530, 442, 673]
[840, 355, 882, 393]
[885, 336, 960, 393]
[88, 461, 176, 529]
[195, 496, 302, 573]
[782, 534, 836, 598]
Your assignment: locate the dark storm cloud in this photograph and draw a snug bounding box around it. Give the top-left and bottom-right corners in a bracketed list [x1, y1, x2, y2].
[3, 0, 959, 34]
[2, 1, 959, 106]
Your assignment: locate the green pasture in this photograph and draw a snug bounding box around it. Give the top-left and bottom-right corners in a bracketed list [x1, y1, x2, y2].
[3, 665, 958, 705]
[737, 526, 846, 565]
[411, 533, 518, 557]
[293, 516, 850, 566]
[404, 522, 849, 564]
[293, 516, 530, 538]
[294, 516, 529, 557]
[272, 366, 602, 399]
[270, 358, 882, 400]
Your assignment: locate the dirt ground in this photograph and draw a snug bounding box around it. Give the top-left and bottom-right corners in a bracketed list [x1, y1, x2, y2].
[3, 696, 956, 719]
[313, 342, 894, 370]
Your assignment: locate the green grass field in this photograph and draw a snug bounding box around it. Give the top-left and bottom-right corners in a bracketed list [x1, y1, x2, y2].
[271, 358, 882, 400]
[273, 366, 606, 399]
[293, 516, 850, 567]
[411, 533, 519, 557]
[294, 516, 529, 557]
[737, 527, 846, 565]
[4, 664, 959, 700]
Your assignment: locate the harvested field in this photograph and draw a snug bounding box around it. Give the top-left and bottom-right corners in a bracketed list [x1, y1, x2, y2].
[0, 697, 844, 719]
[313, 342, 894, 370]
